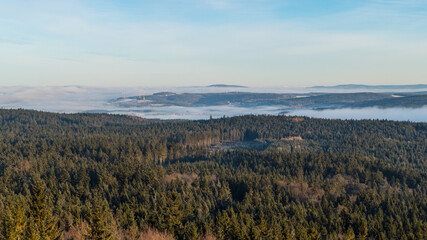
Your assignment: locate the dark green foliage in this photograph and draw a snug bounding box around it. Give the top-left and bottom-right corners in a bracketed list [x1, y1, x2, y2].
[86, 199, 113, 240]
[2, 196, 27, 240]
[0, 109, 426, 239]
[243, 128, 259, 141]
[26, 180, 60, 240]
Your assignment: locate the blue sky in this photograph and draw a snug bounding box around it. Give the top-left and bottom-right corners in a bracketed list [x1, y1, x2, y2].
[1, 0, 426, 87]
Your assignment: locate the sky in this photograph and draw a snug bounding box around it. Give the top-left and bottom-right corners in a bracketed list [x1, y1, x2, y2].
[0, 0, 426, 87]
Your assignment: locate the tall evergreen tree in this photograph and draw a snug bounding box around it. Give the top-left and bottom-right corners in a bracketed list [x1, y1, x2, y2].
[357, 218, 368, 240]
[86, 200, 113, 240]
[26, 180, 60, 240]
[2, 197, 27, 240]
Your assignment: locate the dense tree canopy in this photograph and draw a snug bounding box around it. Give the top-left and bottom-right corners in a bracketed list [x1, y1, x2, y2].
[0, 109, 425, 239]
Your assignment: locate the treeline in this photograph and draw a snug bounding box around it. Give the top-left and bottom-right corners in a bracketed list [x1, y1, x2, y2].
[0, 109, 425, 239]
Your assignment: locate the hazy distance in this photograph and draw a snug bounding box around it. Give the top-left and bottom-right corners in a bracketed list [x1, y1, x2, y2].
[1, 85, 426, 122]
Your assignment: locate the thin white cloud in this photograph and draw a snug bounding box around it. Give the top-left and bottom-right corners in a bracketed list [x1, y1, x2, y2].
[0, 0, 426, 86]
[333, 0, 427, 24]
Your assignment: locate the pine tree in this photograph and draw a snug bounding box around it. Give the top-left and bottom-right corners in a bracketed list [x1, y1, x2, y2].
[2, 197, 27, 240]
[248, 221, 261, 240]
[357, 218, 368, 240]
[25, 219, 41, 240]
[183, 221, 199, 240]
[26, 180, 60, 240]
[296, 225, 308, 240]
[281, 220, 295, 240]
[163, 190, 183, 237]
[308, 225, 320, 240]
[86, 200, 113, 240]
[227, 209, 244, 240]
[258, 212, 271, 240]
[345, 226, 355, 240]
[215, 211, 230, 240]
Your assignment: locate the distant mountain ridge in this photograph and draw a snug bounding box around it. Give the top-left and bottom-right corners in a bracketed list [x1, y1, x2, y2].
[113, 91, 427, 110]
[113, 91, 426, 109]
[207, 84, 247, 88]
[350, 94, 427, 108]
[312, 84, 427, 90]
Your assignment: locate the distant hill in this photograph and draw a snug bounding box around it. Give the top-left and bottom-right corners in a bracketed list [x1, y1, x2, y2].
[112, 90, 427, 110]
[312, 84, 427, 90]
[207, 84, 247, 88]
[351, 94, 427, 108]
[113, 92, 395, 109]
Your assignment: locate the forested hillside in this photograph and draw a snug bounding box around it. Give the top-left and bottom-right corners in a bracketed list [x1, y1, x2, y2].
[0, 109, 425, 239]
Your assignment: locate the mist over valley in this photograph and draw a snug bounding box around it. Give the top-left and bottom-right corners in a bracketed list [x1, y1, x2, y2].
[1, 85, 426, 122]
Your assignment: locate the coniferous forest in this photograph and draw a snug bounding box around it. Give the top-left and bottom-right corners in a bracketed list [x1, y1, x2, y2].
[0, 109, 426, 239]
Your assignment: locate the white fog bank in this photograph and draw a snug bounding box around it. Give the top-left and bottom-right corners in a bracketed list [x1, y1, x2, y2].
[0, 86, 426, 122]
[288, 107, 427, 122]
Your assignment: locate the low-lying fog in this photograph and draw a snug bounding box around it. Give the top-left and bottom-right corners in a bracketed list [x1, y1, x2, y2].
[116, 106, 427, 122]
[288, 107, 427, 122]
[0, 86, 426, 122]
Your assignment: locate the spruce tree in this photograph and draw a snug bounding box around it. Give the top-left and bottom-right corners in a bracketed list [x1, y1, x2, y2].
[26, 180, 60, 240]
[215, 211, 230, 240]
[86, 200, 113, 240]
[357, 218, 368, 240]
[164, 190, 183, 237]
[345, 226, 355, 240]
[247, 221, 261, 240]
[2, 197, 27, 240]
